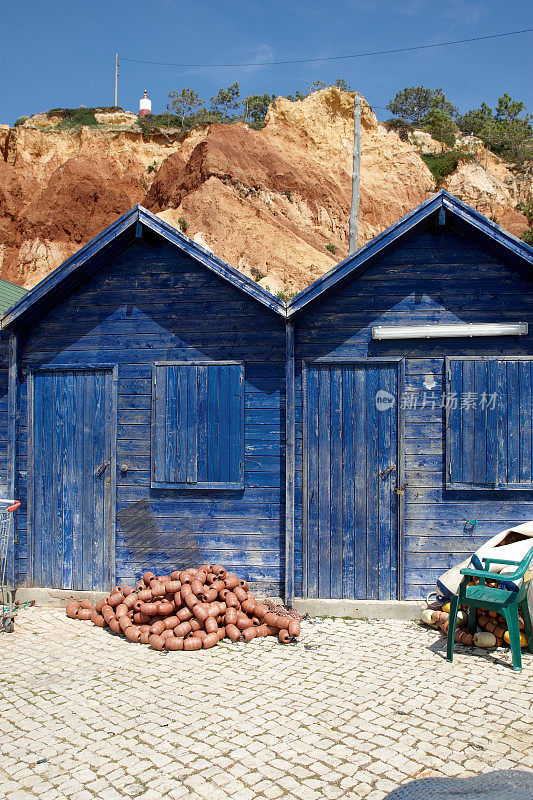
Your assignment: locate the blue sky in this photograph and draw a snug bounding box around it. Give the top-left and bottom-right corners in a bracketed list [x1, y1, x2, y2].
[1, 0, 531, 125]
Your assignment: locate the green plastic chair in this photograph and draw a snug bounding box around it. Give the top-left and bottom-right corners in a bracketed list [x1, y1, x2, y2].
[447, 544, 533, 671]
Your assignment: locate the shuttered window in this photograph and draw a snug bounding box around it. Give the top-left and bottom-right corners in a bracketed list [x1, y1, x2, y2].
[151, 362, 244, 489]
[446, 357, 533, 489]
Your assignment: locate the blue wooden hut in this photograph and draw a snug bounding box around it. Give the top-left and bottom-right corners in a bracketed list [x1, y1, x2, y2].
[0, 279, 27, 497]
[285, 191, 533, 603]
[2, 190, 533, 604]
[1, 210, 287, 595]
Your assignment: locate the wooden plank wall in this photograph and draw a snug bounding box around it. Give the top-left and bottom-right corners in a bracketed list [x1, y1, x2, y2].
[14, 237, 286, 594]
[294, 226, 533, 599]
[0, 337, 8, 496]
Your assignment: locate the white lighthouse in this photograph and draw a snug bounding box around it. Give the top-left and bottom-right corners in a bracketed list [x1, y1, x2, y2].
[139, 90, 152, 117]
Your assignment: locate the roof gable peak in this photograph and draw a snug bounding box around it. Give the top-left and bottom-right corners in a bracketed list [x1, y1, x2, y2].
[2, 205, 286, 330]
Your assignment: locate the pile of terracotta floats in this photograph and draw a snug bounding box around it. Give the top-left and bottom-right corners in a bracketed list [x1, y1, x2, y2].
[421, 603, 528, 649]
[66, 564, 301, 651]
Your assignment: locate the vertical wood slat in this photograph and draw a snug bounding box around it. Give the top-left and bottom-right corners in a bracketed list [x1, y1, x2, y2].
[447, 357, 533, 489]
[329, 367, 343, 600]
[377, 367, 392, 600]
[448, 360, 462, 486]
[473, 360, 487, 485]
[207, 366, 219, 483]
[6, 334, 17, 588]
[304, 361, 400, 601]
[92, 371, 106, 591]
[71, 372, 84, 591]
[305, 365, 319, 599]
[317, 366, 331, 598]
[30, 371, 42, 586]
[497, 360, 508, 486]
[61, 371, 74, 589]
[218, 366, 231, 483]
[486, 360, 498, 486]
[176, 364, 188, 483]
[284, 321, 295, 606]
[341, 366, 355, 599]
[165, 365, 178, 484]
[187, 367, 198, 483]
[519, 361, 532, 484]
[365, 367, 379, 600]
[461, 359, 475, 485]
[197, 366, 208, 482]
[42, 373, 54, 587]
[506, 360, 520, 484]
[31, 368, 114, 590]
[52, 373, 63, 589]
[153, 365, 166, 484]
[353, 366, 367, 599]
[82, 372, 95, 590]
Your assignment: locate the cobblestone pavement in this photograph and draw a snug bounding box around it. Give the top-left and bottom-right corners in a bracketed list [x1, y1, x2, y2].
[0, 608, 532, 800]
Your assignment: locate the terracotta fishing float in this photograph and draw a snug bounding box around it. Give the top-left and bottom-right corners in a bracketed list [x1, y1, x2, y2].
[420, 603, 528, 651]
[65, 564, 302, 651]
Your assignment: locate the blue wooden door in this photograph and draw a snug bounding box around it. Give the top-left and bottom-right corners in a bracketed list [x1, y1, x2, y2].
[304, 361, 401, 600]
[31, 369, 116, 590]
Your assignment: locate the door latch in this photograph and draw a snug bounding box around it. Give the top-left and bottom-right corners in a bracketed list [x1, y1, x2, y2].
[97, 461, 110, 476]
[396, 482, 408, 496]
[380, 465, 396, 479]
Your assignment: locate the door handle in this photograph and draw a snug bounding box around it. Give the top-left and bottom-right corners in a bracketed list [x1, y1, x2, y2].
[380, 465, 396, 479]
[97, 461, 110, 476]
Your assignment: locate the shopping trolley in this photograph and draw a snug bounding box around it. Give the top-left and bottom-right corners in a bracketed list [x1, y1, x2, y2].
[0, 500, 21, 633]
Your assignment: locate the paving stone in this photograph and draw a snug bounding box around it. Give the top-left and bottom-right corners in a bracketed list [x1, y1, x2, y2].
[0, 609, 532, 800]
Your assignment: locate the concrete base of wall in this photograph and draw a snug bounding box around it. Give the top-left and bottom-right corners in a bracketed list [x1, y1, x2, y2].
[15, 587, 107, 608]
[16, 589, 426, 620]
[292, 598, 425, 620]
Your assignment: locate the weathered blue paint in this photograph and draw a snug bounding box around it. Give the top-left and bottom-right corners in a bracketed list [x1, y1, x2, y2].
[151, 362, 244, 489]
[29, 368, 116, 590]
[8, 230, 286, 594]
[4, 192, 533, 600]
[446, 357, 533, 490]
[293, 219, 533, 599]
[287, 190, 532, 318]
[1, 206, 285, 332]
[303, 360, 401, 599]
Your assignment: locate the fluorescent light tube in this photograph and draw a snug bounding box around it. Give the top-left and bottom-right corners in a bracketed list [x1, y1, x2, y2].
[372, 322, 528, 340]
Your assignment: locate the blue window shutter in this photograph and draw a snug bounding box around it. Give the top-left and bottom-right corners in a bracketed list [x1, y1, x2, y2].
[152, 362, 244, 489]
[446, 358, 533, 490]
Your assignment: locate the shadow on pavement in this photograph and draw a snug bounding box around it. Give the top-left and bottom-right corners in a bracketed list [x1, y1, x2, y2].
[384, 769, 533, 799]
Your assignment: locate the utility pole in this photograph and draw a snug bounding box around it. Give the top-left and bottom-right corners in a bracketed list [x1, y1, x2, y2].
[114, 53, 118, 107]
[348, 94, 361, 254]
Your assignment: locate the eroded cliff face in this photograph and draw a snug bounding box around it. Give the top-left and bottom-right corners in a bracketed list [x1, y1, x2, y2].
[0, 88, 530, 293]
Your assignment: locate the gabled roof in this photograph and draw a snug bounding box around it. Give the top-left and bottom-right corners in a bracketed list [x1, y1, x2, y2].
[3, 191, 532, 330]
[1, 205, 286, 330]
[287, 190, 533, 318]
[0, 277, 27, 315]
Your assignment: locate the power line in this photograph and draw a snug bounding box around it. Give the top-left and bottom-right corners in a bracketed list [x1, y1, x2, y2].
[120, 27, 533, 69]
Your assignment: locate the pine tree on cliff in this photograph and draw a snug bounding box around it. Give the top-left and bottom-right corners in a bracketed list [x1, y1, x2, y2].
[387, 86, 457, 125]
[166, 88, 204, 126]
[211, 83, 240, 121]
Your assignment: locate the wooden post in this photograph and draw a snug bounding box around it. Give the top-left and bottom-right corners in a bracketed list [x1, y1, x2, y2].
[348, 95, 361, 254]
[7, 333, 17, 588]
[114, 53, 118, 107]
[285, 320, 295, 606]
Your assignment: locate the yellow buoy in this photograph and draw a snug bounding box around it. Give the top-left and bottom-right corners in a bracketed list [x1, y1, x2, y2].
[503, 630, 528, 648]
